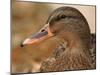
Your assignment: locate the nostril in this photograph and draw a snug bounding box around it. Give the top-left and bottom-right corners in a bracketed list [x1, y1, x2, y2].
[41, 29, 45, 32]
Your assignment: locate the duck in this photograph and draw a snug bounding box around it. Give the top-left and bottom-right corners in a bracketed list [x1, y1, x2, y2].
[21, 6, 96, 72]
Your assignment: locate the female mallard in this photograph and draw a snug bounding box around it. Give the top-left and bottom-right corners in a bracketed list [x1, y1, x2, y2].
[21, 6, 96, 72]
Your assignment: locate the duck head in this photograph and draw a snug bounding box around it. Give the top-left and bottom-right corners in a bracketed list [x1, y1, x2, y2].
[21, 6, 91, 49]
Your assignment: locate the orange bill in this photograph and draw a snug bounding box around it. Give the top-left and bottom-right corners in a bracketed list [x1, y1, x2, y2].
[21, 24, 54, 47]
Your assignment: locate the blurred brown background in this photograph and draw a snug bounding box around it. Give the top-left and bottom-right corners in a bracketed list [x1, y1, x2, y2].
[11, 0, 95, 73]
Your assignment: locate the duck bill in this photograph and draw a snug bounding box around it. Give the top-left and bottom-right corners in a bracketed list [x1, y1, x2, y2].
[21, 24, 54, 47]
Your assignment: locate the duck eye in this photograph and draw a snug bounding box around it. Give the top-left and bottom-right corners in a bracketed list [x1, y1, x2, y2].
[56, 15, 67, 21]
[41, 29, 45, 32]
[60, 15, 66, 19]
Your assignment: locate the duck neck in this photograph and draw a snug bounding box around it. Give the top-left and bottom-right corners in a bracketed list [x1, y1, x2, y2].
[59, 32, 90, 55]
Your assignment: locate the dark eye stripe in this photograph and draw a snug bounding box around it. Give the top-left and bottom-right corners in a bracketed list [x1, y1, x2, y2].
[49, 14, 81, 25]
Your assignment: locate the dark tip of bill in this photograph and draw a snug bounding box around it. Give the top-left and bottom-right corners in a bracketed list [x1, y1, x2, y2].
[20, 43, 24, 47]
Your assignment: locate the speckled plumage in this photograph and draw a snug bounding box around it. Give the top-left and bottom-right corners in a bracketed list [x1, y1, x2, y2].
[40, 34, 96, 72]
